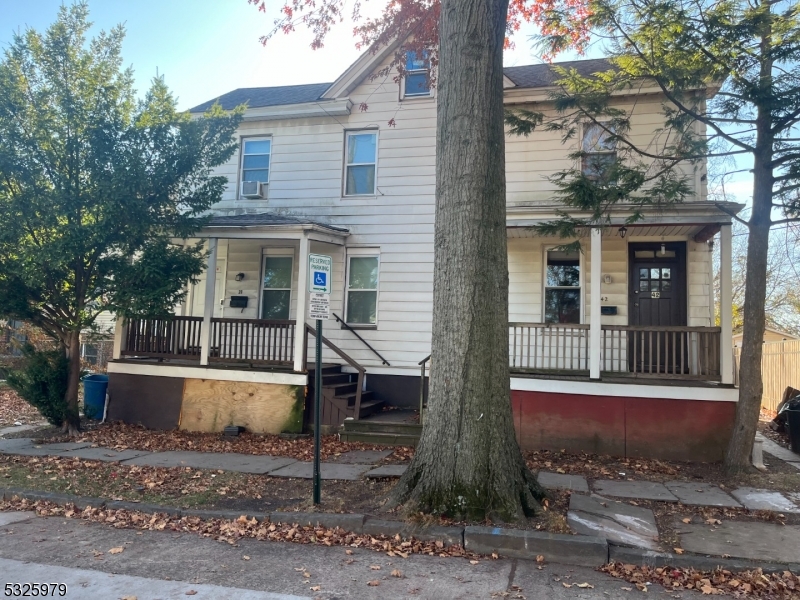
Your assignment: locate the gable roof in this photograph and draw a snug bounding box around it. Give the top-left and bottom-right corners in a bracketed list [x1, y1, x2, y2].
[189, 82, 332, 113]
[188, 58, 614, 114]
[206, 212, 349, 233]
[503, 59, 612, 89]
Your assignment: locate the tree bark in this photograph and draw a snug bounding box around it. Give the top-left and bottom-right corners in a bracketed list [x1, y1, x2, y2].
[724, 42, 774, 470]
[63, 329, 82, 435]
[388, 0, 546, 521]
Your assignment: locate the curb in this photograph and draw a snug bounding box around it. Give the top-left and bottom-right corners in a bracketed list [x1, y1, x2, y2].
[1, 487, 798, 573]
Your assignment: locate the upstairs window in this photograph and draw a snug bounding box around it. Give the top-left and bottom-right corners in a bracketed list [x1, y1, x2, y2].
[345, 132, 377, 195]
[404, 51, 431, 97]
[346, 255, 379, 325]
[242, 138, 271, 184]
[581, 123, 616, 182]
[544, 249, 581, 324]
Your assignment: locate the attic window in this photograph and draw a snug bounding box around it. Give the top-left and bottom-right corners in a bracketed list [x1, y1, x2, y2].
[404, 51, 430, 97]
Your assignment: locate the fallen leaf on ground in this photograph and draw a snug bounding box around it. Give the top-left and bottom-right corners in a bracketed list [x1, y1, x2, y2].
[681, 518, 692, 524]
[391, 569, 403, 578]
[370, 565, 381, 570]
[576, 583, 594, 589]
[243, 555, 250, 561]
[310, 585, 321, 591]
[673, 547, 684, 554]
[470, 560, 479, 565]
[367, 580, 380, 586]
[185, 592, 197, 596]
[108, 547, 124, 554]
[536, 555, 545, 563]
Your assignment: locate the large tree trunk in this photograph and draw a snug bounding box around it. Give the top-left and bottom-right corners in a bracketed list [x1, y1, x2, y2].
[388, 0, 546, 521]
[63, 329, 82, 435]
[724, 94, 774, 471]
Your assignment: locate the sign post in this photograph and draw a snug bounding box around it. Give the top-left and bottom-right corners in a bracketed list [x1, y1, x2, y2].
[308, 254, 331, 505]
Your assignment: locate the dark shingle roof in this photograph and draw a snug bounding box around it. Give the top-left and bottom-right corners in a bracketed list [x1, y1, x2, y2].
[503, 58, 612, 89]
[189, 82, 333, 113]
[206, 212, 348, 233]
[189, 59, 613, 113]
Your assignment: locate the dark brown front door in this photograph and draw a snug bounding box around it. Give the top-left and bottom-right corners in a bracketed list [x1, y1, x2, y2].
[628, 242, 687, 373]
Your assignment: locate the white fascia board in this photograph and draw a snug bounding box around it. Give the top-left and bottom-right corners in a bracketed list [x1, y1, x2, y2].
[194, 225, 349, 240]
[506, 201, 745, 225]
[510, 376, 739, 402]
[322, 39, 402, 100]
[108, 361, 308, 386]
[241, 99, 352, 122]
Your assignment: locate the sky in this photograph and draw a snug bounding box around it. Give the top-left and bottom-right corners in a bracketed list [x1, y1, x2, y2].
[0, 0, 557, 111]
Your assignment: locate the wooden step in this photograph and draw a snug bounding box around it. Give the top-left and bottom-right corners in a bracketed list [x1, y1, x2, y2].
[335, 390, 374, 407]
[342, 420, 422, 435]
[325, 381, 358, 394]
[307, 364, 341, 375]
[320, 373, 351, 386]
[357, 399, 384, 419]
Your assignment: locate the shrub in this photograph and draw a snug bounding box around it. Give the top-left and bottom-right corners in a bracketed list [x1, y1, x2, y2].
[6, 344, 73, 427]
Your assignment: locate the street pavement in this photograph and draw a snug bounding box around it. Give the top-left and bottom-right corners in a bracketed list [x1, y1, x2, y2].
[0, 511, 723, 600]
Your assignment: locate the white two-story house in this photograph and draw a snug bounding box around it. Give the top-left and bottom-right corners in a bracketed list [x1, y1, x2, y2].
[106, 48, 741, 462]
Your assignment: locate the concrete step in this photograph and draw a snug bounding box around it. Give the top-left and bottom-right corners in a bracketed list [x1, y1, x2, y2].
[340, 430, 420, 446]
[342, 419, 422, 435]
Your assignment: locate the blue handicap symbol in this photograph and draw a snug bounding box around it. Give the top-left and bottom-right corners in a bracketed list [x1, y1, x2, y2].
[314, 272, 327, 286]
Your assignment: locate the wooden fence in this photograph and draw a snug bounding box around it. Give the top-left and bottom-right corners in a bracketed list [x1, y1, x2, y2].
[734, 339, 800, 411]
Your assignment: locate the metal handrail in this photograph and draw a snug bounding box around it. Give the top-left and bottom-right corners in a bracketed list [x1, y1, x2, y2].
[332, 312, 390, 366]
[418, 354, 431, 425]
[306, 324, 366, 419]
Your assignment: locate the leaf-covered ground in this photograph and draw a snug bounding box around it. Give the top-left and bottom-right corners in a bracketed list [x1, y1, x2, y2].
[0, 386, 43, 427]
[60, 421, 416, 463]
[601, 562, 800, 599]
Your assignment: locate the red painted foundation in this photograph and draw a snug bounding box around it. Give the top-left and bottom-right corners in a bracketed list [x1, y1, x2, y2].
[511, 390, 736, 462]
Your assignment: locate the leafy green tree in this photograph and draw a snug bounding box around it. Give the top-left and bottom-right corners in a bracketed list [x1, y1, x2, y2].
[0, 3, 243, 432]
[511, 0, 800, 470]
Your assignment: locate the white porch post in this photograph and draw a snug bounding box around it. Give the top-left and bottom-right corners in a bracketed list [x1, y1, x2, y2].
[293, 233, 310, 372]
[719, 224, 734, 384]
[199, 237, 218, 366]
[589, 227, 602, 379]
[111, 318, 126, 360]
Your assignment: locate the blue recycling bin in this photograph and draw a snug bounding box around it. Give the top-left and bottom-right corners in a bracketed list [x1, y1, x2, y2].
[82, 374, 108, 420]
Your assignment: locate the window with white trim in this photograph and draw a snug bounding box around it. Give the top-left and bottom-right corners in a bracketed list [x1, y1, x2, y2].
[241, 138, 271, 185]
[404, 51, 431, 97]
[346, 254, 379, 325]
[581, 123, 616, 182]
[261, 251, 293, 320]
[345, 132, 377, 196]
[544, 248, 581, 324]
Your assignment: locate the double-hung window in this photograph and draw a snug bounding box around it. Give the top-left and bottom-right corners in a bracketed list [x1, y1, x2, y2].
[581, 123, 616, 182]
[544, 249, 581, 324]
[404, 51, 431, 97]
[241, 138, 271, 184]
[346, 254, 379, 325]
[345, 131, 377, 196]
[261, 252, 293, 320]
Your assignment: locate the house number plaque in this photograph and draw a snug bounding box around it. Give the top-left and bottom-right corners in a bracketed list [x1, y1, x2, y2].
[651, 291, 661, 298]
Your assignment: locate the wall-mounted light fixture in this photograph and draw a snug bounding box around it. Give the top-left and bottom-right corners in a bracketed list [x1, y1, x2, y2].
[659, 243, 666, 256]
[235, 272, 245, 282]
[603, 274, 612, 284]
[618, 226, 627, 238]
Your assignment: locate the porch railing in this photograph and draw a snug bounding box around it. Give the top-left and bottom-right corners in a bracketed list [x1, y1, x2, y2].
[121, 316, 296, 366]
[508, 322, 721, 381]
[122, 316, 203, 359]
[602, 325, 721, 379]
[509, 322, 590, 371]
[210, 318, 295, 365]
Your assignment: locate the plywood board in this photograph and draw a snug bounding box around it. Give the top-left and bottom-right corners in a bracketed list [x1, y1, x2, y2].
[180, 379, 303, 434]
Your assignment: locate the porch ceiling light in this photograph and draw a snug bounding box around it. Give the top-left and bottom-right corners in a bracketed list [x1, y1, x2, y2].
[659, 243, 666, 256]
[235, 272, 245, 281]
[618, 226, 627, 238]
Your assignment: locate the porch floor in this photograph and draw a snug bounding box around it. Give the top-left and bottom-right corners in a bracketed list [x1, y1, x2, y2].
[510, 368, 734, 388]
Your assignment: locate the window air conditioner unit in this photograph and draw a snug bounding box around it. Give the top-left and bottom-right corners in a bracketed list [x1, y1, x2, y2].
[241, 180, 266, 199]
